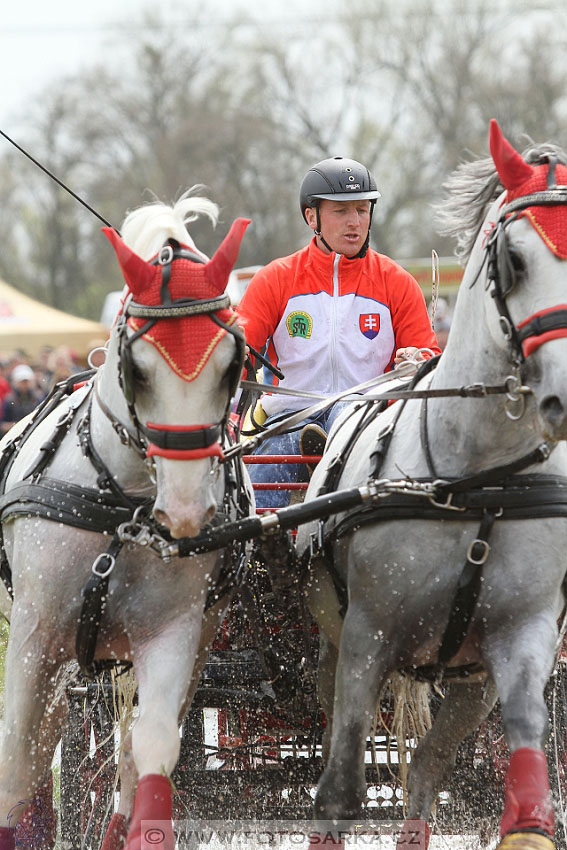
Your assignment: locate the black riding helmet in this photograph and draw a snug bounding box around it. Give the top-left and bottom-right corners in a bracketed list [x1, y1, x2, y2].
[300, 156, 381, 258]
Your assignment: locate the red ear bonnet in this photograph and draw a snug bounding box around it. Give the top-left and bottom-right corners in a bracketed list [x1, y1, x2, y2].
[490, 119, 535, 190]
[104, 218, 250, 381]
[489, 118, 567, 258]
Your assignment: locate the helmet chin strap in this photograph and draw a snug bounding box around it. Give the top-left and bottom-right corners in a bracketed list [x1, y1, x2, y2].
[314, 202, 374, 259]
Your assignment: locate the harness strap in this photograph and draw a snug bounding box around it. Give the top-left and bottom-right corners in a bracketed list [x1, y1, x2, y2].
[324, 474, 567, 682]
[403, 510, 497, 683]
[0, 477, 150, 533]
[331, 474, 567, 539]
[437, 509, 496, 667]
[127, 295, 230, 319]
[22, 383, 92, 480]
[76, 534, 124, 678]
[434, 441, 556, 495]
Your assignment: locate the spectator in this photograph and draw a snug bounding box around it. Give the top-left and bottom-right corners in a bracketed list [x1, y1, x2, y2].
[44, 345, 80, 391]
[1, 364, 45, 434]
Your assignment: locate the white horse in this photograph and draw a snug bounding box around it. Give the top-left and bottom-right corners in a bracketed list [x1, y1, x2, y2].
[298, 120, 567, 850]
[0, 192, 253, 850]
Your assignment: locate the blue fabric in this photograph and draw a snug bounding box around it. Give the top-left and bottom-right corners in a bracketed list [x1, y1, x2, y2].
[249, 402, 350, 508]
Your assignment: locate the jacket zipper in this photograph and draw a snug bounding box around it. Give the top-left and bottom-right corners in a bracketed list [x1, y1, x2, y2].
[330, 253, 340, 392]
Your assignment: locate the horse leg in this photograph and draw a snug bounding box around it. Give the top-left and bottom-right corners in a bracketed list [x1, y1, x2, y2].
[101, 597, 228, 850]
[306, 555, 345, 765]
[484, 618, 557, 845]
[398, 678, 498, 849]
[0, 603, 60, 846]
[124, 612, 211, 850]
[312, 605, 391, 828]
[317, 634, 339, 765]
[14, 689, 69, 850]
[101, 733, 136, 850]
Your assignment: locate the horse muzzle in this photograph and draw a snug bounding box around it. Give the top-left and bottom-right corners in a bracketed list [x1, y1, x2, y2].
[153, 494, 217, 539]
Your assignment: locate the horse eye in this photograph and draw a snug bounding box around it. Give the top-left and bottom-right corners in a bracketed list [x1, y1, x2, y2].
[509, 250, 525, 275]
[131, 361, 148, 392]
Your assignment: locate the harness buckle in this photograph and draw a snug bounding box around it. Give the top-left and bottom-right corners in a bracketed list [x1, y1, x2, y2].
[92, 552, 116, 578]
[462, 383, 488, 398]
[467, 538, 490, 565]
[117, 511, 176, 563]
[428, 490, 467, 512]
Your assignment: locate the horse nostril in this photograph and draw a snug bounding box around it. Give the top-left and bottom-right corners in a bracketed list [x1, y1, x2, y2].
[539, 395, 565, 426]
[153, 508, 169, 528]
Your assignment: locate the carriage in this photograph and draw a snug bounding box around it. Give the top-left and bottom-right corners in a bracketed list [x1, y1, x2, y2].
[1, 118, 567, 850]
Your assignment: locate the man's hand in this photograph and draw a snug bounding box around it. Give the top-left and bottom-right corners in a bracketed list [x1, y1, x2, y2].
[394, 346, 424, 366]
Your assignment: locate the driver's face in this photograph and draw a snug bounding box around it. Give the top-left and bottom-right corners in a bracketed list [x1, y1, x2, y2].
[305, 198, 370, 257]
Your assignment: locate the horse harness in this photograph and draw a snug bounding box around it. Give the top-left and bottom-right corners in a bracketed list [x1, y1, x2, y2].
[310, 171, 567, 683]
[0, 242, 251, 679]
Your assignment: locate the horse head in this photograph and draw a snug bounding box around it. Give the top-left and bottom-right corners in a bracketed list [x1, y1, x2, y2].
[452, 120, 567, 442]
[99, 199, 249, 537]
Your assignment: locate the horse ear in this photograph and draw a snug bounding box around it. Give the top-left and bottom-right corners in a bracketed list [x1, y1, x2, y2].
[489, 118, 534, 190]
[205, 218, 251, 293]
[102, 227, 156, 296]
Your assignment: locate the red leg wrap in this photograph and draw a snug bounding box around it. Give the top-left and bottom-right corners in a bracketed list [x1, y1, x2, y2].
[396, 818, 430, 850]
[15, 775, 57, 850]
[124, 774, 174, 850]
[0, 827, 15, 850]
[500, 747, 554, 837]
[101, 813, 129, 850]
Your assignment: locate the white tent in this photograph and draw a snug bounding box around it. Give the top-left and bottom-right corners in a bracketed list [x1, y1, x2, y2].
[0, 279, 107, 362]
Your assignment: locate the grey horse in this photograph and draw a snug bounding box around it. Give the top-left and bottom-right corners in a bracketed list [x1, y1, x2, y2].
[298, 120, 567, 850]
[0, 194, 252, 850]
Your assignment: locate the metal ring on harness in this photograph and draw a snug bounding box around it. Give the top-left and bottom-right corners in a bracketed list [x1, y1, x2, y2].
[91, 552, 116, 579]
[505, 373, 531, 421]
[158, 244, 174, 265]
[466, 538, 490, 565]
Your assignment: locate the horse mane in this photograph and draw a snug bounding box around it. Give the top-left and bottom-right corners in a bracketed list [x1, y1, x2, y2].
[435, 140, 567, 264]
[120, 187, 220, 261]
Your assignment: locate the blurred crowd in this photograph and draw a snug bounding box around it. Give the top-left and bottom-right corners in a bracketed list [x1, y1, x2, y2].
[0, 345, 83, 435]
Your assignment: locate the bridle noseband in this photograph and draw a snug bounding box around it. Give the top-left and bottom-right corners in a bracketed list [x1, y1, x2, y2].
[108, 238, 244, 462]
[486, 158, 567, 368]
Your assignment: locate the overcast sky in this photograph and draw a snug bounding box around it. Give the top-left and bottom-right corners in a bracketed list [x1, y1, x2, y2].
[0, 0, 310, 131]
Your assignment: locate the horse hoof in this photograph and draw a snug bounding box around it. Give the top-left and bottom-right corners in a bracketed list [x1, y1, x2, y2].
[498, 833, 555, 850]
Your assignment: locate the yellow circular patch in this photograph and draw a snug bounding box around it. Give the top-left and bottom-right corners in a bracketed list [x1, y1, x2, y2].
[498, 832, 555, 850]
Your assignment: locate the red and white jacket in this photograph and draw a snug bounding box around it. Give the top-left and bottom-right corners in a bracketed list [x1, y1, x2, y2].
[237, 237, 440, 416]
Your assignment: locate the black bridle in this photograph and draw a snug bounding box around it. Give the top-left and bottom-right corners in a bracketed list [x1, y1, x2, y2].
[111, 238, 245, 461]
[486, 158, 567, 368]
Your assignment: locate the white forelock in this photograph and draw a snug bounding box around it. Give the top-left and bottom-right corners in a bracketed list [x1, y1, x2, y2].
[120, 187, 220, 261]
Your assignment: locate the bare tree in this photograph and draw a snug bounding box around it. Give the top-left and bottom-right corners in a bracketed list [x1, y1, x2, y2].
[0, 0, 565, 318]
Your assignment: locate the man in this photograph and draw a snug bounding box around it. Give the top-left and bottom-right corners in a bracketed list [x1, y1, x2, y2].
[237, 155, 440, 508]
[1, 363, 44, 434]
